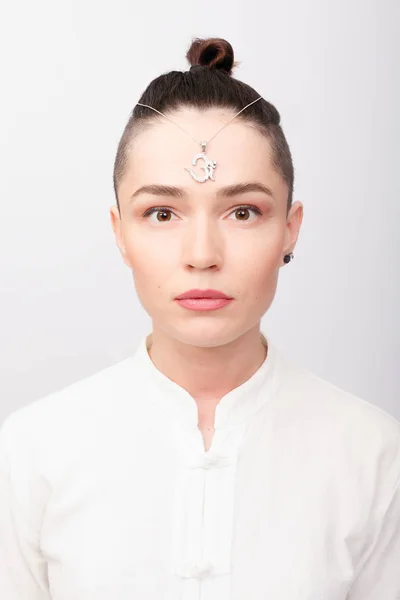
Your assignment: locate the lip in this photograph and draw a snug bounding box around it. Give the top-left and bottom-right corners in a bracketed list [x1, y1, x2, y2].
[175, 298, 233, 311]
[175, 288, 233, 300]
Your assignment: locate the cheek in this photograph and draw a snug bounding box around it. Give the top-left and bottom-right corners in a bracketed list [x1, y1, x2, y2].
[226, 230, 282, 305]
[124, 234, 176, 294]
[124, 218, 283, 289]
[233, 258, 279, 303]
[227, 225, 283, 274]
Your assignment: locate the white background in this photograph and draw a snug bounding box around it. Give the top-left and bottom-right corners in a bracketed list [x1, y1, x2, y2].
[0, 0, 399, 424]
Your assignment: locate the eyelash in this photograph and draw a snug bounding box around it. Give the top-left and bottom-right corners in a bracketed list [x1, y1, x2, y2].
[142, 204, 263, 222]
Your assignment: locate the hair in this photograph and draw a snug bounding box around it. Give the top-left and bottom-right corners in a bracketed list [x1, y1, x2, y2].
[113, 37, 294, 215]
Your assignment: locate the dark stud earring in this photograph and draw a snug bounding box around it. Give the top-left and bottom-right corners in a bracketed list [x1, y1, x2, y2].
[283, 252, 294, 264]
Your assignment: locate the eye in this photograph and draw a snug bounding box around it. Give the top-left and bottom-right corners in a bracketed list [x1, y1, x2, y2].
[227, 205, 262, 221]
[142, 205, 263, 223]
[142, 207, 176, 223]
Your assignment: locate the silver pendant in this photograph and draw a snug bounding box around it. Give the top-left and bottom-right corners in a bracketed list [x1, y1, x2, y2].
[185, 142, 216, 183]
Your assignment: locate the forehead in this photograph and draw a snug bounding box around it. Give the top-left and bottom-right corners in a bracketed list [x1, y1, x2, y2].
[120, 107, 284, 201]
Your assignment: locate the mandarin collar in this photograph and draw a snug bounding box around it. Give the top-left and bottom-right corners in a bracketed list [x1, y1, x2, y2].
[131, 331, 283, 430]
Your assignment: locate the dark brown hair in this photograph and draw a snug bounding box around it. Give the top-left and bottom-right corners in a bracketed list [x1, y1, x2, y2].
[113, 37, 294, 214]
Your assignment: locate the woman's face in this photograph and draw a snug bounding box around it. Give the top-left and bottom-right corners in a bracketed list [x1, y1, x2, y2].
[110, 107, 303, 347]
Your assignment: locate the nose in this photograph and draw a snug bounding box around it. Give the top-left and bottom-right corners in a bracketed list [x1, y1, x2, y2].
[181, 215, 223, 271]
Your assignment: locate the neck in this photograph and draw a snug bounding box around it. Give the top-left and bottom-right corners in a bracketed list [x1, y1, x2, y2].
[147, 325, 268, 411]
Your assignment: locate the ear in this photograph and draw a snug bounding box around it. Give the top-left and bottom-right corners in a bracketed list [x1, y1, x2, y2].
[109, 205, 131, 268]
[282, 200, 303, 261]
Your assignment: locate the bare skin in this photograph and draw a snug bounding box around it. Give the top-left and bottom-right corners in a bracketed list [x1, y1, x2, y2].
[198, 419, 216, 452]
[110, 106, 303, 449]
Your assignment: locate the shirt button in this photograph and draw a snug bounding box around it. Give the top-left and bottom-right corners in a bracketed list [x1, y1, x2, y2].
[187, 452, 231, 469]
[203, 453, 222, 468]
[179, 560, 214, 579]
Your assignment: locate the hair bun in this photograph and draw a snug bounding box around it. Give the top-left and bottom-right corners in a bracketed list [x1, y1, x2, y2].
[186, 37, 235, 76]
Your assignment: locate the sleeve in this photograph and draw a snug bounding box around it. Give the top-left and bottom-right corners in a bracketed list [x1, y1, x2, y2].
[346, 479, 400, 599]
[0, 415, 51, 599]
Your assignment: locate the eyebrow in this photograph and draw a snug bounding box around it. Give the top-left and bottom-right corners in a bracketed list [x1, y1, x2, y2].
[130, 182, 275, 202]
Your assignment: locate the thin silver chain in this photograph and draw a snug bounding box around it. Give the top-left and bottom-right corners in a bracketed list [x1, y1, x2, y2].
[136, 96, 262, 149]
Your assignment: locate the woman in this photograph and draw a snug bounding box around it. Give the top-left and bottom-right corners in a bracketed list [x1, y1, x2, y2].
[1, 37, 399, 600]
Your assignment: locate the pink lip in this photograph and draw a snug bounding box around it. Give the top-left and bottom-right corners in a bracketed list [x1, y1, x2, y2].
[175, 288, 232, 300]
[175, 298, 233, 311]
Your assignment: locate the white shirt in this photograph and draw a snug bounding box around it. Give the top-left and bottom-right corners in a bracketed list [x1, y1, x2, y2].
[1, 331, 400, 600]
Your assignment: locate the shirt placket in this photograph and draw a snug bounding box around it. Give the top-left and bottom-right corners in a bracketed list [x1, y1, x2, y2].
[171, 420, 248, 600]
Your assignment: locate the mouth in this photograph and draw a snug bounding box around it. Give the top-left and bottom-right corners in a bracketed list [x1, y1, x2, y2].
[175, 288, 233, 300]
[174, 297, 233, 312]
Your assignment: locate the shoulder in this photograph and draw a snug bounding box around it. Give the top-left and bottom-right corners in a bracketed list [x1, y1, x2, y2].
[276, 353, 400, 480]
[283, 358, 399, 433]
[0, 354, 137, 456]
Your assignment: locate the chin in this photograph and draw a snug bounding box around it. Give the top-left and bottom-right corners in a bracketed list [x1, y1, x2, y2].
[154, 319, 260, 349]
